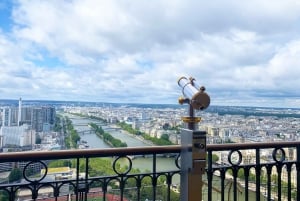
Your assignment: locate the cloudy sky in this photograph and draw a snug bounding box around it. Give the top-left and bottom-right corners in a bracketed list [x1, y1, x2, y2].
[1, 0, 300, 108]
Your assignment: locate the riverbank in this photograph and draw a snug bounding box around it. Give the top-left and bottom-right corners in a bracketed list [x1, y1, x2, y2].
[117, 128, 155, 146]
[67, 112, 168, 147]
[90, 123, 127, 148]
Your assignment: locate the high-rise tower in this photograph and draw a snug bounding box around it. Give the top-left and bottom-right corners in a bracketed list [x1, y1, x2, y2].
[2, 107, 11, 126]
[18, 98, 22, 126]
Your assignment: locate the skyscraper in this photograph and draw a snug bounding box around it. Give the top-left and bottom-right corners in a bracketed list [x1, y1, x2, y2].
[1, 107, 18, 126]
[18, 98, 22, 126]
[1, 99, 56, 132]
[31, 106, 56, 132]
[2, 107, 11, 127]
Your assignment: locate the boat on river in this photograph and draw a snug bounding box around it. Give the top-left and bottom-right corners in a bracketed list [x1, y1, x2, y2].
[78, 144, 89, 149]
[78, 140, 89, 149]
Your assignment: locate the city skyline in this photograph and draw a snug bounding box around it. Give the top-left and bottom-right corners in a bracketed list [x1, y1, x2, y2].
[1, 1, 300, 108]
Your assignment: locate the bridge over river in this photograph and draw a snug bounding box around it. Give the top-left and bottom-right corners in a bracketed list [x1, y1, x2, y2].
[72, 122, 108, 127]
[78, 127, 121, 135]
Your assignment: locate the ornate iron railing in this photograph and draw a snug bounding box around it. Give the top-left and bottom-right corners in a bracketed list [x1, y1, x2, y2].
[0, 141, 299, 201]
[0, 146, 181, 201]
[206, 141, 300, 201]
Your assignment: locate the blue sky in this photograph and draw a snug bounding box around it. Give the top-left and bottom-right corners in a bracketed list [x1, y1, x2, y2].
[1, 0, 300, 108]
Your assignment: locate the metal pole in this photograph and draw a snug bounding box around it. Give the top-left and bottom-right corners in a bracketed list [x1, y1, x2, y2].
[187, 105, 195, 130]
[178, 76, 210, 201]
[181, 105, 206, 201]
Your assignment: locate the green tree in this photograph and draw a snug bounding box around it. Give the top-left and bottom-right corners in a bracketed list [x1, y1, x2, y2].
[64, 116, 80, 148]
[90, 123, 127, 148]
[160, 134, 169, 141]
[53, 116, 62, 132]
[0, 190, 8, 201]
[48, 160, 71, 168]
[211, 154, 219, 163]
[9, 168, 22, 182]
[118, 122, 174, 145]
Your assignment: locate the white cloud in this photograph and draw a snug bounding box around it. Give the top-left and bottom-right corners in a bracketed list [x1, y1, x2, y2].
[0, 0, 299, 107]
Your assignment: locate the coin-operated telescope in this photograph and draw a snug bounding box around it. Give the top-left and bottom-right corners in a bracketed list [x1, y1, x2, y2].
[178, 76, 210, 110]
[178, 76, 210, 201]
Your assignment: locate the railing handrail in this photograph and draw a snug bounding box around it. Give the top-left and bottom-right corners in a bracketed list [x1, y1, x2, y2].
[0, 145, 182, 162]
[207, 140, 300, 151]
[1, 141, 300, 162]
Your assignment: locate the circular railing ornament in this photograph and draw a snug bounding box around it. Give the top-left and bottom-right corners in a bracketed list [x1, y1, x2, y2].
[23, 161, 48, 183]
[112, 156, 133, 176]
[272, 148, 286, 163]
[228, 150, 243, 166]
[175, 154, 181, 169]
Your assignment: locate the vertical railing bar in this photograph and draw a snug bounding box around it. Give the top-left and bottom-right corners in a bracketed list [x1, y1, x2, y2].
[167, 173, 171, 201]
[55, 182, 58, 201]
[244, 167, 249, 201]
[103, 179, 107, 201]
[137, 176, 141, 201]
[137, 188, 141, 200]
[167, 184, 171, 201]
[10, 186, 15, 201]
[287, 164, 292, 201]
[255, 148, 261, 201]
[79, 189, 82, 201]
[84, 157, 89, 201]
[120, 176, 124, 201]
[153, 153, 157, 201]
[221, 169, 225, 201]
[76, 157, 80, 201]
[233, 167, 238, 201]
[266, 165, 272, 201]
[33, 178, 38, 201]
[207, 150, 213, 201]
[277, 165, 282, 201]
[297, 145, 300, 201]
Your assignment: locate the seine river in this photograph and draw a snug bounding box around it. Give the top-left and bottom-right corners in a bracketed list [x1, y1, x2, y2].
[66, 114, 181, 185]
[65, 113, 261, 200]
